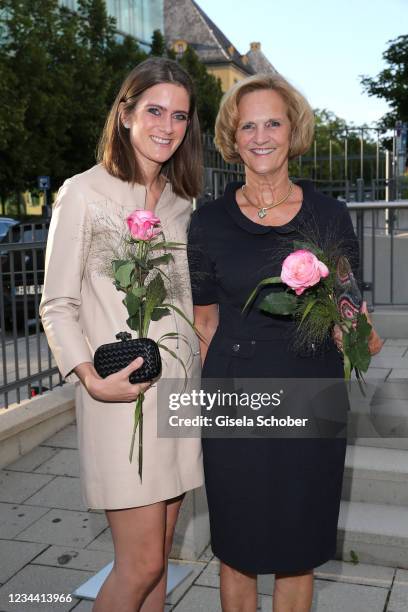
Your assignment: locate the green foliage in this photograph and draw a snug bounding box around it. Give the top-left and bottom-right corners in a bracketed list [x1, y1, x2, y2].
[0, 0, 147, 197]
[349, 550, 359, 565]
[144, 273, 167, 334]
[114, 261, 134, 288]
[0, 2, 224, 196]
[343, 313, 372, 376]
[259, 291, 297, 315]
[150, 29, 166, 57]
[361, 35, 408, 128]
[179, 45, 223, 133]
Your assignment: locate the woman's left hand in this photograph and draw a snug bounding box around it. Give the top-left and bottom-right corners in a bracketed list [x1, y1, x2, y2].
[332, 301, 384, 356]
[361, 301, 384, 355]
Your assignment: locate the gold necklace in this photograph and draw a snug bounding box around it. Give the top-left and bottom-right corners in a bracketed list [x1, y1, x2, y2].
[241, 181, 293, 219]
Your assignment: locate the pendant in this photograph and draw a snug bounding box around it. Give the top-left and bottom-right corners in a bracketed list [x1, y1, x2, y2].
[258, 208, 267, 219]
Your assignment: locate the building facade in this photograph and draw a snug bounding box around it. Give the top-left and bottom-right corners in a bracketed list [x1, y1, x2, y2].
[60, 0, 163, 49]
[164, 0, 277, 91]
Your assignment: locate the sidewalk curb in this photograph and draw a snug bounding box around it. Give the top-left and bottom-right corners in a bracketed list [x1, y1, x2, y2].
[0, 384, 76, 468]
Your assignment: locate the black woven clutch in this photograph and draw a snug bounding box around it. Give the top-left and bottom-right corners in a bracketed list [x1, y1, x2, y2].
[94, 332, 162, 383]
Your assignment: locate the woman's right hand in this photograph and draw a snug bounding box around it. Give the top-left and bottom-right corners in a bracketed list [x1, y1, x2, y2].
[74, 358, 152, 402]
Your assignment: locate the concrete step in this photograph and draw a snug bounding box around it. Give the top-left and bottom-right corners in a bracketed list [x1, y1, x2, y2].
[347, 377, 408, 449]
[336, 500, 408, 569]
[372, 309, 408, 340]
[342, 445, 408, 506]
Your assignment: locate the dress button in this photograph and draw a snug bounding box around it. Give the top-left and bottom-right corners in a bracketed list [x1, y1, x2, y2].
[232, 343, 240, 352]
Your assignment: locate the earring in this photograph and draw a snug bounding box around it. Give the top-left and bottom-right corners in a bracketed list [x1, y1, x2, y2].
[124, 123, 130, 129]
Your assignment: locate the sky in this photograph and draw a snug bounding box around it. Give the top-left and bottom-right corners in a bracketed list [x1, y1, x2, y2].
[198, 0, 407, 126]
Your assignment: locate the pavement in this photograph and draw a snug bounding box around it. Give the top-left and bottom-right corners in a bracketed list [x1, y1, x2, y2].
[0, 339, 408, 611]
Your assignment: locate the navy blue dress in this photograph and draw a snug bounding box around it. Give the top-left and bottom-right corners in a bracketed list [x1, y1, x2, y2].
[187, 180, 359, 574]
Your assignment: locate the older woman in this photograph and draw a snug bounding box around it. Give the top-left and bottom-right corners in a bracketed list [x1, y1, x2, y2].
[40, 58, 203, 612]
[188, 74, 382, 612]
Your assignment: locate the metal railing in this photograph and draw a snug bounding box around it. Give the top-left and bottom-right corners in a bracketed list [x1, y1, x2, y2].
[347, 201, 408, 306]
[1, 188, 408, 409]
[0, 224, 63, 409]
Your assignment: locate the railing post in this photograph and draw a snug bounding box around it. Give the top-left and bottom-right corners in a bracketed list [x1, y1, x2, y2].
[356, 178, 365, 202]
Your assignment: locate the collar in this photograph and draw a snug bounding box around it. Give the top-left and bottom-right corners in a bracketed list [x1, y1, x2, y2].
[222, 179, 314, 235]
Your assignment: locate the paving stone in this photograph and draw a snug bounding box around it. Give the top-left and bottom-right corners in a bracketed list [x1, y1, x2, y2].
[384, 339, 408, 347]
[0, 540, 47, 583]
[375, 380, 408, 401]
[257, 573, 275, 596]
[166, 561, 204, 606]
[172, 585, 221, 611]
[0, 502, 49, 538]
[7, 447, 59, 472]
[70, 596, 171, 611]
[42, 425, 78, 449]
[34, 449, 80, 478]
[370, 354, 408, 369]
[310, 578, 388, 611]
[385, 569, 408, 612]
[371, 346, 407, 357]
[315, 559, 395, 587]
[388, 369, 408, 380]
[69, 600, 93, 611]
[0, 471, 54, 503]
[364, 368, 391, 381]
[395, 569, 408, 584]
[32, 546, 113, 572]
[194, 559, 219, 588]
[25, 476, 85, 511]
[0, 564, 93, 612]
[197, 544, 214, 563]
[85, 527, 113, 553]
[14, 509, 107, 549]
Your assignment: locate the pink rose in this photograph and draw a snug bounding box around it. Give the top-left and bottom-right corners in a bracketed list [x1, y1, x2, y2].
[126, 209, 161, 241]
[281, 249, 329, 296]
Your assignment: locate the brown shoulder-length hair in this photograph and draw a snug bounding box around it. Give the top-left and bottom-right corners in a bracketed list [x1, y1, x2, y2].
[98, 57, 203, 199]
[215, 73, 315, 163]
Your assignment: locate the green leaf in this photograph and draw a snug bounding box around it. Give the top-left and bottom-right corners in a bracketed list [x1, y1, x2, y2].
[344, 325, 371, 374]
[349, 550, 359, 565]
[114, 262, 134, 288]
[143, 274, 167, 335]
[356, 313, 372, 341]
[112, 259, 128, 273]
[126, 314, 141, 332]
[123, 292, 141, 316]
[131, 286, 147, 298]
[299, 298, 318, 327]
[151, 307, 171, 321]
[150, 241, 186, 250]
[259, 291, 297, 315]
[242, 277, 282, 312]
[149, 254, 173, 267]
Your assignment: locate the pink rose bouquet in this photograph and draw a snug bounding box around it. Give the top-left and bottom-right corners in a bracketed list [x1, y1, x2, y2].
[111, 209, 196, 479]
[243, 240, 372, 383]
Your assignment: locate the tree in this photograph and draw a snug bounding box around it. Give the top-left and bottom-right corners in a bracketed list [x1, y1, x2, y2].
[150, 29, 166, 57]
[178, 45, 223, 133]
[0, 0, 147, 197]
[361, 35, 408, 128]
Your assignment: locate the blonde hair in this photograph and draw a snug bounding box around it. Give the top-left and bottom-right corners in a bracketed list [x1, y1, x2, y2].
[214, 73, 314, 163]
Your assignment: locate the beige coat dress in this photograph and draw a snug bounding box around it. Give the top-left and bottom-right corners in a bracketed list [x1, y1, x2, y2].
[40, 164, 203, 509]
